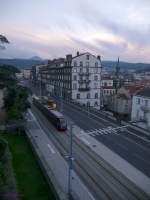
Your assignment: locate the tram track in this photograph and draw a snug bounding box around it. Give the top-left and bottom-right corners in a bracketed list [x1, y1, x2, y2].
[32, 105, 149, 200]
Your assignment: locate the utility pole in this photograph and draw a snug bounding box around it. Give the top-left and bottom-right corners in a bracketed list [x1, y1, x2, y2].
[60, 86, 63, 113]
[68, 123, 74, 199]
[99, 56, 103, 110]
[39, 73, 42, 99]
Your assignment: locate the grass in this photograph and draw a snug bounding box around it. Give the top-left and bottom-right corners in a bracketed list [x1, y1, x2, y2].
[3, 133, 56, 200]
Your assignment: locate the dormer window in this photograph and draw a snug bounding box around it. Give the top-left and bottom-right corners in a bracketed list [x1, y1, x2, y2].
[86, 55, 89, 60]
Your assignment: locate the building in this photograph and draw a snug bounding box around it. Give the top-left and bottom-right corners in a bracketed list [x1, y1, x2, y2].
[107, 85, 145, 118]
[40, 52, 102, 109]
[101, 77, 116, 106]
[31, 64, 47, 85]
[16, 69, 31, 80]
[131, 87, 150, 130]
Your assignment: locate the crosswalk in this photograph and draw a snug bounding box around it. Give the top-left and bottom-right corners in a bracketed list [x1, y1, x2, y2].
[85, 126, 127, 137]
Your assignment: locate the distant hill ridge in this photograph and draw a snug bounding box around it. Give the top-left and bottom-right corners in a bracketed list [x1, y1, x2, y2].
[0, 58, 150, 71]
[0, 58, 47, 69]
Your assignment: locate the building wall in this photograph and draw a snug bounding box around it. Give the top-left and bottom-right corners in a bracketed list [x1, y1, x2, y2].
[131, 95, 150, 129]
[71, 53, 101, 109]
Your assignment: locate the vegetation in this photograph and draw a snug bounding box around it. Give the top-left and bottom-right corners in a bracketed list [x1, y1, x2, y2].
[0, 64, 30, 121]
[0, 35, 9, 50]
[4, 85, 30, 121]
[0, 137, 18, 200]
[2, 133, 56, 200]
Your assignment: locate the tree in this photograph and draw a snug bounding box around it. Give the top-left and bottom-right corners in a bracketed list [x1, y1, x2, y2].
[0, 35, 9, 49]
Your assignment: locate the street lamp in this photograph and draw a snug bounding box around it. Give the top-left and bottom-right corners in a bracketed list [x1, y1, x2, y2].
[68, 123, 74, 198]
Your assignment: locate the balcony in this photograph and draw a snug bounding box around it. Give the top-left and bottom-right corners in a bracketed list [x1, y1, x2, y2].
[78, 79, 91, 84]
[78, 87, 90, 91]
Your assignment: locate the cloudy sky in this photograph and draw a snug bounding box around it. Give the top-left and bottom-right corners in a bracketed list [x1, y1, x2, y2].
[1, 0, 150, 62]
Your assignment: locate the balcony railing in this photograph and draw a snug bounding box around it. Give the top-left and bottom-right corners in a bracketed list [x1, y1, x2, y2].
[78, 87, 90, 91]
[78, 80, 91, 84]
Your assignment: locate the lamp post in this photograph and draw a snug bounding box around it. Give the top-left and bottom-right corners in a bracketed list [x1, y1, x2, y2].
[68, 123, 74, 198]
[60, 86, 63, 113]
[99, 56, 103, 110]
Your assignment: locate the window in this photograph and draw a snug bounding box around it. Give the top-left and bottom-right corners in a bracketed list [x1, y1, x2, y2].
[87, 93, 90, 99]
[145, 100, 148, 107]
[77, 93, 80, 99]
[73, 83, 77, 90]
[137, 98, 140, 104]
[73, 75, 77, 81]
[74, 61, 77, 66]
[86, 62, 89, 67]
[95, 68, 98, 73]
[80, 61, 83, 66]
[80, 68, 82, 73]
[94, 101, 98, 107]
[95, 93, 98, 99]
[86, 67, 89, 73]
[87, 101, 90, 107]
[86, 55, 89, 60]
[94, 83, 98, 89]
[94, 75, 98, 81]
[95, 62, 98, 67]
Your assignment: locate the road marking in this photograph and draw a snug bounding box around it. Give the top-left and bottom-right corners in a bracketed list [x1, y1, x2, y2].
[126, 130, 150, 144]
[47, 144, 55, 154]
[28, 109, 37, 121]
[119, 133, 150, 153]
[80, 137, 90, 145]
[134, 153, 150, 166]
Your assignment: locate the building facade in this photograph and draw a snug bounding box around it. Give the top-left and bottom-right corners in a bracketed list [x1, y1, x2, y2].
[131, 88, 150, 130]
[40, 52, 102, 109]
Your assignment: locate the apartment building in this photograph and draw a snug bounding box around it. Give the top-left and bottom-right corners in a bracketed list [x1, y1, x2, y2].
[40, 52, 102, 109]
[131, 87, 150, 130]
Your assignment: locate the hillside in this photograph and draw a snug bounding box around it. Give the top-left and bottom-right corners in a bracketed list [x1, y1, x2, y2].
[0, 59, 47, 69]
[0, 58, 150, 71]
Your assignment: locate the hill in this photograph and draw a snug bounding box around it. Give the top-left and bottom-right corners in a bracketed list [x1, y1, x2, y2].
[0, 58, 47, 69]
[0, 58, 150, 71]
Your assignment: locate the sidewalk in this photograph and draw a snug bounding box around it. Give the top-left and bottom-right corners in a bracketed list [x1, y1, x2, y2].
[74, 126, 150, 198]
[26, 110, 95, 200]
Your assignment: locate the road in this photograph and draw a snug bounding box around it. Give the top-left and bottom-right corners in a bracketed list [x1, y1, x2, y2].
[30, 104, 149, 200]
[56, 98, 150, 177]
[23, 80, 150, 177]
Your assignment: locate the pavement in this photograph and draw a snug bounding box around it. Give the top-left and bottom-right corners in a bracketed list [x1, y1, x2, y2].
[31, 104, 150, 200]
[26, 109, 96, 200]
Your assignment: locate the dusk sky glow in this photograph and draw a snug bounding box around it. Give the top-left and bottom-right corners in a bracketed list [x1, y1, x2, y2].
[1, 0, 150, 62]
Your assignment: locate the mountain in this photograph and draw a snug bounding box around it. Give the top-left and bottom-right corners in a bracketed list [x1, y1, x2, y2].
[30, 56, 43, 61]
[102, 61, 150, 71]
[0, 58, 48, 69]
[0, 58, 150, 71]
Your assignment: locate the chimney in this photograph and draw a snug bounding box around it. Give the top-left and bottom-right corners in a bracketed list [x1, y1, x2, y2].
[97, 55, 101, 60]
[77, 51, 80, 56]
[66, 54, 72, 61]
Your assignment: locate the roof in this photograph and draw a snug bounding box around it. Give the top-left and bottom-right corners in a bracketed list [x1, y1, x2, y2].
[136, 87, 150, 98]
[117, 93, 130, 100]
[124, 85, 145, 95]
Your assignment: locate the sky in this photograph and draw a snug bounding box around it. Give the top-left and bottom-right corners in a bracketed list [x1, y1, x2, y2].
[0, 0, 150, 62]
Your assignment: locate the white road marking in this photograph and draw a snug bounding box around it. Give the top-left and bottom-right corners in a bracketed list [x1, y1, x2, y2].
[134, 153, 150, 166]
[47, 144, 55, 154]
[119, 133, 150, 153]
[28, 109, 37, 121]
[80, 137, 90, 145]
[126, 130, 150, 144]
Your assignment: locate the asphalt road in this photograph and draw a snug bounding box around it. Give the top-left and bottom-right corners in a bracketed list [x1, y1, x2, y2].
[31, 105, 149, 200]
[23, 80, 150, 177]
[63, 100, 150, 177]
